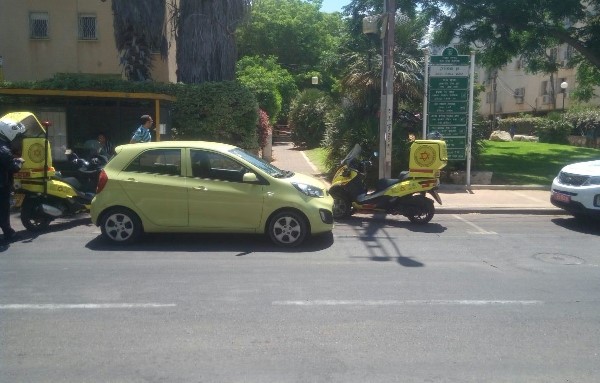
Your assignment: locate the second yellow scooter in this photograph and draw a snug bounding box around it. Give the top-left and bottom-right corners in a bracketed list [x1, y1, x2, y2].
[329, 140, 448, 223]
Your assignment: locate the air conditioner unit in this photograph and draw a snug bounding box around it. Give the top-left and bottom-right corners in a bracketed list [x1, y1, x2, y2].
[514, 88, 525, 97]
[542, 94, 552, 104]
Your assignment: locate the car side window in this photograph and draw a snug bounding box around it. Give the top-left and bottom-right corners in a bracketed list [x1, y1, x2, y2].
[125, 149, 181, 176]
[191, 149, 248, 182]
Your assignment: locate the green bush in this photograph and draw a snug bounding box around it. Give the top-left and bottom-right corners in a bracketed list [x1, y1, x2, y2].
[1, 74, 260, 151]
[236, 56, 298, 123]
[289, 89, 332, 149]
[497, 116, 544, 136]
[537, 120, 572, 144]
[171, 81, 259, 150]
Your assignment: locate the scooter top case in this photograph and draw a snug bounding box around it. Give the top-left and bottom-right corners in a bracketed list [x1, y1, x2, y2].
[408, 140, 448, 178]
[3, 112, 56, 181]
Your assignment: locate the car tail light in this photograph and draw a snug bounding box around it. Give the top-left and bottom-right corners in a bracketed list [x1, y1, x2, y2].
[96, 169, 108, 193]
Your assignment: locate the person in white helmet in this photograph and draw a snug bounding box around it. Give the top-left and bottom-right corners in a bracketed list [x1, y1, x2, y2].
[0, 119, 26, 244]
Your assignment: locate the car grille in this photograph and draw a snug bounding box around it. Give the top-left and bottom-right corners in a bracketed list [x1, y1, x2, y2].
[558, 171, 589, 186]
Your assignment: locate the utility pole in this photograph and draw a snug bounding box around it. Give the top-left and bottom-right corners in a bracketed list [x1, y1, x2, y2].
[378, 0, 395, 179]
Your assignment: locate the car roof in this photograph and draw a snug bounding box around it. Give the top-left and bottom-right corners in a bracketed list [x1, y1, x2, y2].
[114, 140, 239, 153]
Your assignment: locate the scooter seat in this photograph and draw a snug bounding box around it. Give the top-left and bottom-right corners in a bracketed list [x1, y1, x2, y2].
[373, 172, 410, 193]
[375, 178, 400, 191]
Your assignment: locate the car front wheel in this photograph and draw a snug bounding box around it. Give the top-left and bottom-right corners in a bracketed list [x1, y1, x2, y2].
[268, 210, 308, 247]
[100, 208, 142, 244]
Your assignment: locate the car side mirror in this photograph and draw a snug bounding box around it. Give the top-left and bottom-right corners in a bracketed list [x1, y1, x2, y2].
[242, 172, 259, 183]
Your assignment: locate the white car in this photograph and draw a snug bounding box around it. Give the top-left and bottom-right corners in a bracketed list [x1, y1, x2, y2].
[551, 160, 600, 219]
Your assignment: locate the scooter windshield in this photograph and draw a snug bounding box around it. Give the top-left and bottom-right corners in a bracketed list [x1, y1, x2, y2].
[341, 144, 362, 165]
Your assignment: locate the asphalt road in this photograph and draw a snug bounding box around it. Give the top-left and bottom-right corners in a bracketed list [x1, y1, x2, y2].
[1, 214, 599, 382]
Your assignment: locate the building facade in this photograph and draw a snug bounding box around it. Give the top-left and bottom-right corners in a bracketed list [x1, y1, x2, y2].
[0, 0, 177, 83]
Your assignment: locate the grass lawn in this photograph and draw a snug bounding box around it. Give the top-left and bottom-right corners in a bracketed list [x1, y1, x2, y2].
[477, 140, 600, 185]
[304, 147, 330, 175]
[303, 141, 600, 185]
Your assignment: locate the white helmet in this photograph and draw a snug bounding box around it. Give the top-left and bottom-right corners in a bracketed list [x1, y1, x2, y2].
[0, 119, 27, 142]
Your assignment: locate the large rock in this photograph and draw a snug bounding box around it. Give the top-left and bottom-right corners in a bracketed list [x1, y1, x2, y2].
[513, 134, 539, 142]
[489, 130, 513, 142]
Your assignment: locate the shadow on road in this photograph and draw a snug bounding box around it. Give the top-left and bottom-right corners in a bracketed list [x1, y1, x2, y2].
[335, 215, 446, 267]
[552, 217, 600, 235]
[85, 231, 334, 254]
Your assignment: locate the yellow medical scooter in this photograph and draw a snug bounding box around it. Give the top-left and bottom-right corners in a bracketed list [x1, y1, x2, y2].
[329, 140, 448, 223]
[7, 111, 100, 232]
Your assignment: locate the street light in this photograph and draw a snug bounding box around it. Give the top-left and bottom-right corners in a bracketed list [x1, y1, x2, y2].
[560, 81, 568, 110]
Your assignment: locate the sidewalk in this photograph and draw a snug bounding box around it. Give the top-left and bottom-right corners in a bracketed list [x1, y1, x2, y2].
[270, 142, 565, 215]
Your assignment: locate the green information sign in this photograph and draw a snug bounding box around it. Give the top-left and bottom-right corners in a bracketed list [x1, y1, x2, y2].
[429, 89, 469, 102]
[427, 47, 471, 160]
[429, 113, 468, 126]
[429, 77, 469, 90]
[428, 101, 468, 114]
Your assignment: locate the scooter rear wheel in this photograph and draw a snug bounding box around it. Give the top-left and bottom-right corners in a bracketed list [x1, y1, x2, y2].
[331, 191, 353, 220]
[20, 199, 52, 232]
[406, 198, 435, 224]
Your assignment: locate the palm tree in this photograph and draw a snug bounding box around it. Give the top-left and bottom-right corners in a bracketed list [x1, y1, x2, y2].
[340, 14, 426, 112]
[175, 0, 251, 83]
[111, 0, 168, 81]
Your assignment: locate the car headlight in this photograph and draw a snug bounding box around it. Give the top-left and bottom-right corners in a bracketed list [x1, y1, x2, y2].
[583, 176, 600, 186]
[292, 182, 324, 198]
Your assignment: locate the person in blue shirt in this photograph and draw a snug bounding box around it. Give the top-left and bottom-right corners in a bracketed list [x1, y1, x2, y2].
[130, 115, 153, 143]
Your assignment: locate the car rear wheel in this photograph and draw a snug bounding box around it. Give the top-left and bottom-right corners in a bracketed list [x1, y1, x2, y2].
[268, 210, 308, 247]
[100, 208, 142, 244]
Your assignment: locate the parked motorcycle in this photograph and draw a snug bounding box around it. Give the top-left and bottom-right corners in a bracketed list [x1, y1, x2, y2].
[329, 140, 448, 223]
[10, 112, 106, 232]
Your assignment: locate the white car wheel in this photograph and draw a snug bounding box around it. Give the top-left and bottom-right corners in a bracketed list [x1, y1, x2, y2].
[268, 211, 307, 247]
[100, 208, 142, 244]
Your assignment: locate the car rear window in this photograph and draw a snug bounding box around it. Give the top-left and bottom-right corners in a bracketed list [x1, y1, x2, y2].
[124, 148, 181, 176]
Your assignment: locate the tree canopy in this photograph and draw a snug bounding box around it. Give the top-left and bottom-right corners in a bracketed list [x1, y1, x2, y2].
[236, 0, 344, 81]
[419, 0, 600, 72]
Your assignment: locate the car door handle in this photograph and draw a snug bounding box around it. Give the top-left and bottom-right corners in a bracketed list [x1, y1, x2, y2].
[193, 186, 208, 191]
[125, 178, 138, 182]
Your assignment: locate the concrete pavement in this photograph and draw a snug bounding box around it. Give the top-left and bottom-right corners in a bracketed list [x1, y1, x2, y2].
[270, 142, 565, 215]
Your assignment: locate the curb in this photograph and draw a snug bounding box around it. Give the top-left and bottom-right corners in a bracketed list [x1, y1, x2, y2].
[439, 184, 550, 191]
[436, 207, 568, 215]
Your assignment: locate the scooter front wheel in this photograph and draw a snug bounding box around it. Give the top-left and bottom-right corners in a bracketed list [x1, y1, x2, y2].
[20, 199, 52, 232]
[331, 191, 353, 220]
[406, 198, 435, 224]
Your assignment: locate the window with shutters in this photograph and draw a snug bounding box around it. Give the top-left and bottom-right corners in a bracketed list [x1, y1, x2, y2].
[29, 12, 49, 39]
[78, 14, 97, 40]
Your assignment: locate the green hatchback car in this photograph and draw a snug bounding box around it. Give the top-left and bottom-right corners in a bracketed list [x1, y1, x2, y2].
[90, 141, 334, 247]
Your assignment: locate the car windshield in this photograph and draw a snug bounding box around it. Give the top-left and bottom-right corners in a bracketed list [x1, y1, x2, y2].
[229, 147, 294, 178]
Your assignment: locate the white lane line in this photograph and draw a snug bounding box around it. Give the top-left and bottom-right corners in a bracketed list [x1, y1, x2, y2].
[512, 191, 547, 203]
[453, 214, 497, 235]
[0, 303, 177, 310]
[272, 300, 543, 306]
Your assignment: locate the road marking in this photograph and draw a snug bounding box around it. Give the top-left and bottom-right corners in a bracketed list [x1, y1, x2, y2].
[453, 214, 497, 234]
[0, 303, 177, 310]
[512, 191, 547, 203]
[272, 300, 543, 306]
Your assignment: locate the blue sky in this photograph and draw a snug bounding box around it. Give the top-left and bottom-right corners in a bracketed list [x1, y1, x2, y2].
[320, 0, 350, 13]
